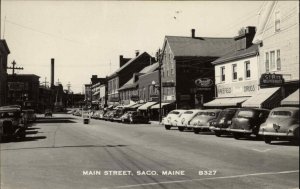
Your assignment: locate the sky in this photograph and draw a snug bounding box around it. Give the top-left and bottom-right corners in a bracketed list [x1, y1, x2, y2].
[1, 1, 264, 93]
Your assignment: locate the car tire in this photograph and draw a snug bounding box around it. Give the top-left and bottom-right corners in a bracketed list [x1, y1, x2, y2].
[194, 128, 200, 134]
[214, 131, 221, 137]
[264, 137, 272, 144]
[178, 127, 184, 132]
[165, 125, 171, 130]
[233, 133, 241, 140]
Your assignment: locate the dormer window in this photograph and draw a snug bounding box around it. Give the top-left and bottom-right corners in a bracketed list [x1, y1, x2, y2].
[275, 11, 281, 32]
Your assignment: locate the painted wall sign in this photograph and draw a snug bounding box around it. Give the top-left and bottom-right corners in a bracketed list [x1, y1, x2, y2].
[217, 80, 258, 98]
[260, 73, 284, 86]
[8, 82, 25, 91]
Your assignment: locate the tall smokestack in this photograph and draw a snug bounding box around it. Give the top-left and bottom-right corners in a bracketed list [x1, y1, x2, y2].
[51, 58, 54, 87]
[191, 29, 195, 38]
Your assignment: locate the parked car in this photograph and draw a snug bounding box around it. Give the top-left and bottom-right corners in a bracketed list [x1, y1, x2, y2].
[189, 109, 222, 134]
[44, 109, 53, 117]
[177, 109, 204, 132]
[227, 108, 270, 139]
[112, 109, 126, 122]
[126, 111, 149, 124]
[103, 110, 114, 121]
[120, 111, 135, 123]
[163, 109, 186, 130]
[0, 105, 27, 140]
[209, 108, 239, 137]
[259, 107, 299, 144]
[22, 109, 37, 123]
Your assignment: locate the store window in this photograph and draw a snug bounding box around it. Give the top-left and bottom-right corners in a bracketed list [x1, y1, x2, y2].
[221, 67, 225, 82]
[245, 61, 251, 78]
[265, 52, 269, 72]
[232, 64, 237, 80]
[270, 51, 275, 71]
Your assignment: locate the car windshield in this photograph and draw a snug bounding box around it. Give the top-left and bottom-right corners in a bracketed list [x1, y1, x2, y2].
[237, 110, 254, 118]
[271, 111, 292, 117]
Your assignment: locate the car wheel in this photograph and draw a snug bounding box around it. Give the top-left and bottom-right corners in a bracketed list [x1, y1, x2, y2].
[178, 127, 184, 132]
[214, 131, 221, 137]
[264, 136, 272, 144]
[233, 133, 241, 140]
[165, 125, 171, 130]
[194, 128, 200, 134]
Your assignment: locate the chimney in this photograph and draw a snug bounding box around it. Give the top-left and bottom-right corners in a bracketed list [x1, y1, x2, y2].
[135, 50, 140, 57]
[234, 26, 256, 50]
[51, 58, 54, 87]
[191, 29, 195, 38]
[119, 55, 124, 67]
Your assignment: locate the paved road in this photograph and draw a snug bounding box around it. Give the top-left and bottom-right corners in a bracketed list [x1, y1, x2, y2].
[1, 114, 299, 189]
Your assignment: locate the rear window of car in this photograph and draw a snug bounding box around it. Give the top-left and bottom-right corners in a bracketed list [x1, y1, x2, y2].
[219, 110, 236, 118]
[184, 111, 194, 114]
[271, 111, 292, 117]
[237, 110, 254, 118]
[197, 112, 216, 117]
[169, 111, 180, 115]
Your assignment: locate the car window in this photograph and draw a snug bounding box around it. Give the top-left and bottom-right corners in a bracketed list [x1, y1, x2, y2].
[237, 110, 254, 118]
[169, 111, 180, 115]
[197, 112, 216, 117]
[271, 111, 292, 117]
[184, 111, 194, 114]
[0, 112, 17, 118]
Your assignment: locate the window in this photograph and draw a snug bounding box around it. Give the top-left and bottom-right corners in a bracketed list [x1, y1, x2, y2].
[221, 67, 225, 82]
[232, 64, 237, 80]
[265, 52, 270, 72]
[270, 51, 275, 71]
[171, 68, 174, 75]
[245, 61, 251, 78]
[275, 11, 280, 32]
[276, 50, 281, 70]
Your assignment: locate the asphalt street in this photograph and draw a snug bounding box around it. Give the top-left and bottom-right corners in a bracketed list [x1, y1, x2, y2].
[1, 114, 299, 189]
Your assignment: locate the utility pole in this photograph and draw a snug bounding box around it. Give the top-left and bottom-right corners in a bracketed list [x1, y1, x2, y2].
[41, 77, 49, 88]
[158, 48, 163, 123]
[7, 60, 24, 75]
[67, 82, 71, 93]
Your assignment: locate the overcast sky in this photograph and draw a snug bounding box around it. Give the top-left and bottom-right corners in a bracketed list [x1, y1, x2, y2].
[1, 1, 264, 93]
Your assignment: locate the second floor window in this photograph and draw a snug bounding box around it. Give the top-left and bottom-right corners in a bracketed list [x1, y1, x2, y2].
[232, 64, 237, 80]
[270, 51, 276, 71]
[275, 11, 280, 32]
[265, 52, 270, 72]
[276, 50, 281, 70]
[221, 67, 225, 82]
[245, 61, 251, 78]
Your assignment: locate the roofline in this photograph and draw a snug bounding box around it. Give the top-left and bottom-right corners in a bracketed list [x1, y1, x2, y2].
[165, 35, 234, 40]
[212, 51, 259, 65]
[0, 40, 10, 54]
[8, 74, 40, 78]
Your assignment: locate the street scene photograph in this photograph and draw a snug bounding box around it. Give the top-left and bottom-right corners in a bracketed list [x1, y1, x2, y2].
[0, 1, 299, 189]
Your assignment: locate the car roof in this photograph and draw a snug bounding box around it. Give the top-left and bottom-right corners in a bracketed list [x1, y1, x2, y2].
[271, 107, 299, 111]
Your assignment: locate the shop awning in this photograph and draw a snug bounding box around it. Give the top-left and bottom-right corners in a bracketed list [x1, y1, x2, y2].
[281, 89, 299, 106]
[150, 102, 171, 109]
[138, 102, 158, 110]
[204, 97, 249, 107]
[130, 103, 144, 109]
[242, 87, 280, 108]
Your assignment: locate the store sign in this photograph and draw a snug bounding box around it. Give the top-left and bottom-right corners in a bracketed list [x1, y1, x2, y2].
[162, 82, 175, 87]
[195, 78, 214, 88]
[217, 80, 257, 98]
[8, 82, 24, 91]
[260, 73, 284, 86]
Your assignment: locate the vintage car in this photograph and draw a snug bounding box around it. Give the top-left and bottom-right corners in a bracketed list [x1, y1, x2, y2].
[0, 105, 27, 140]
[162, 109, 186, 130]
[259, 107, 299, 144]
[209, 108, 239, 137]
[103, 110, 114, 121]
[112, 109, 126, 122]
[189, 109, 222, 134]
[177, 109, 204, 132]
[227, 108, 270, 139]
[127, 111, 149, 124]
[120, 111, 135, 123]
[22, 109, 37, 123]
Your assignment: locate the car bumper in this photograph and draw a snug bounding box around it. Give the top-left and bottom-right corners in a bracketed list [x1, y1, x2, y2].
[259, 131, 296, 137]
[191, 125, 210, 129]
[209, 126, 228, 131]
[227, 128, 252, 134]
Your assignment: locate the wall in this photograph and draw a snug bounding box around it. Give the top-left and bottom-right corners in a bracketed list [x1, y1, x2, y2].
[138, 70, 159, 102]
[215, 56, 259, 97]
[259, 1, 299, 82]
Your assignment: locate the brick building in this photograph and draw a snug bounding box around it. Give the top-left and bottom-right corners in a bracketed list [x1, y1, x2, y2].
[161, 29, 235, 109]
[0, 40, 10, 106]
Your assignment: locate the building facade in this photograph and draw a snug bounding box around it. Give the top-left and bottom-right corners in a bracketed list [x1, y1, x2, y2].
[7, 74, 40, 110]
[161, 29, 235, 109]
[253, 1, 299, 99]
[107, 52, 155, 105]
[0, 40, 10, 106]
